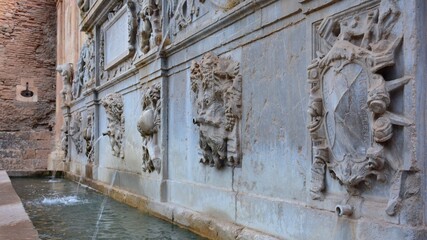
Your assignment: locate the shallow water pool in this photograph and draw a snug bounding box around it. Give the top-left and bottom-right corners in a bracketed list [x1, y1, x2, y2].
[11, 178, 204, 240]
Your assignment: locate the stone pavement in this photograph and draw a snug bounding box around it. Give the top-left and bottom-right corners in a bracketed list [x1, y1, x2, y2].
[0, 171, 38, 240]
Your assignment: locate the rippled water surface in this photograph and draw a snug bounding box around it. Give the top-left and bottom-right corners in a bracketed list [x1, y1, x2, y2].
[12, 178, 204, 240]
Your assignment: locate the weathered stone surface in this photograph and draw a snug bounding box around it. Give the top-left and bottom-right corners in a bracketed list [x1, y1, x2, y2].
[60, 0, 427, 239]
[0, 171, 38, 240]
[0, 0, 56, 171]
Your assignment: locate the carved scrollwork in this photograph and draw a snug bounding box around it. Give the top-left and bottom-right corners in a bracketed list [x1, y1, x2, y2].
[101, 93, 125, 159]
[191, 52, 242, 169]
[137, 83, 161, 173]
[307, 0, 412, 215]
[70, 112, 84, 154]
[56, 63, 73, 107]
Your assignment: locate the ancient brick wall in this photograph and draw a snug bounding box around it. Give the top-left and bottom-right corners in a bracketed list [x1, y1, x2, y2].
[0, 0, 56, 171]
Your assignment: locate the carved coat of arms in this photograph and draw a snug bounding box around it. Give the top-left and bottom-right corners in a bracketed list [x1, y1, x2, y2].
[307, 0, 412, 216]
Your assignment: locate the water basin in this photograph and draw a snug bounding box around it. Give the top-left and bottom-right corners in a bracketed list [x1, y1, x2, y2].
[11, 177, 205, 240]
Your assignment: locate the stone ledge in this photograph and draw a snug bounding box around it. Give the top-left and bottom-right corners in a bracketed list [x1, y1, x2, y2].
[0, 171, 38, 240]
[6, 170, 53, 178]
[65, 172, 283, 240]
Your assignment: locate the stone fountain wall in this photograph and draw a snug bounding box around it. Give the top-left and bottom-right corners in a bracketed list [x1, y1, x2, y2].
[0, 0, 56, 172]
[56, 0, 427, 239]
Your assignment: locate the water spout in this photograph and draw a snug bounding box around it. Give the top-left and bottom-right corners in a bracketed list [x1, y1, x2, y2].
[335, 204, 353, 217]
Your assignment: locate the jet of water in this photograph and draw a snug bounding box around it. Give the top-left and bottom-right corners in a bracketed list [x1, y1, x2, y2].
[92, 170, 118, 240]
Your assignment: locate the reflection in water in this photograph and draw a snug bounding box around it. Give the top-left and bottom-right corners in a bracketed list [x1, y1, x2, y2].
[12, 178, 204, 240]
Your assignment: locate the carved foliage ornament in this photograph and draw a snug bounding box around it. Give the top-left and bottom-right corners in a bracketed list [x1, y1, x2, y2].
[101, 93, 125, 159]
[191, 52, 242, 169]
[307, 0, 412, 216]
[137, 83, 161, 173]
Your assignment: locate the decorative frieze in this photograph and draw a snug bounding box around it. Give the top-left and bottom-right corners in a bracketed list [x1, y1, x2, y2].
[137, 83, 161, 173]
[307, 0, 413, 216]
[191, 52, 242, 169]
[101, 93, 125, 159]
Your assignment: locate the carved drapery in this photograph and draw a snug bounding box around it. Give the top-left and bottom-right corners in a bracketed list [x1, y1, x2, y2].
[307, 0, 413, 216]
[137, 83, 162, 173]
[56, 63, 73, 107]
[101, 93, 125, 159]
[191, 52, 242, 169]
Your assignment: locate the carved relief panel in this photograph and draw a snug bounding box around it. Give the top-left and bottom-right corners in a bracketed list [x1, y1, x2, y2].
[137, 83, 162, 173]
[74, 32, 95, 99]
[70, 112, 84, 154]
[307, 0, 413, 216]
[191, 52, 242, 169]
[101, 93, 125, 159]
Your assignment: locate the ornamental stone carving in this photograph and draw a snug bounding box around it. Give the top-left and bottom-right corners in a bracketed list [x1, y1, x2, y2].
[137, 83, 161, 173]
[101, 93, 125, 159]
[307, 0, 412, 215]
[191, 52, 242, 169]
[70, 112, 84, 154]
[128, 0, 163, 57]
[60, 119, 69, 159]
[128, 0, 138, 52]
[56, 63, 73, 107]
[83, 110, 95, 163]
[76, 33, 95, 98]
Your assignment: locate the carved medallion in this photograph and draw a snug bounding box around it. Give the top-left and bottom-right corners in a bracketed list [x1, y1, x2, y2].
[307, 0, 412, 215]
[190, 52, 242, 169]
[137, 83, 161, 173]
[101, 93, 125, 159]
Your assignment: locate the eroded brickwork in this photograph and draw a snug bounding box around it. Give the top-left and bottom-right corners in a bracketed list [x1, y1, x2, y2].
[0, 0, 56, 171]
